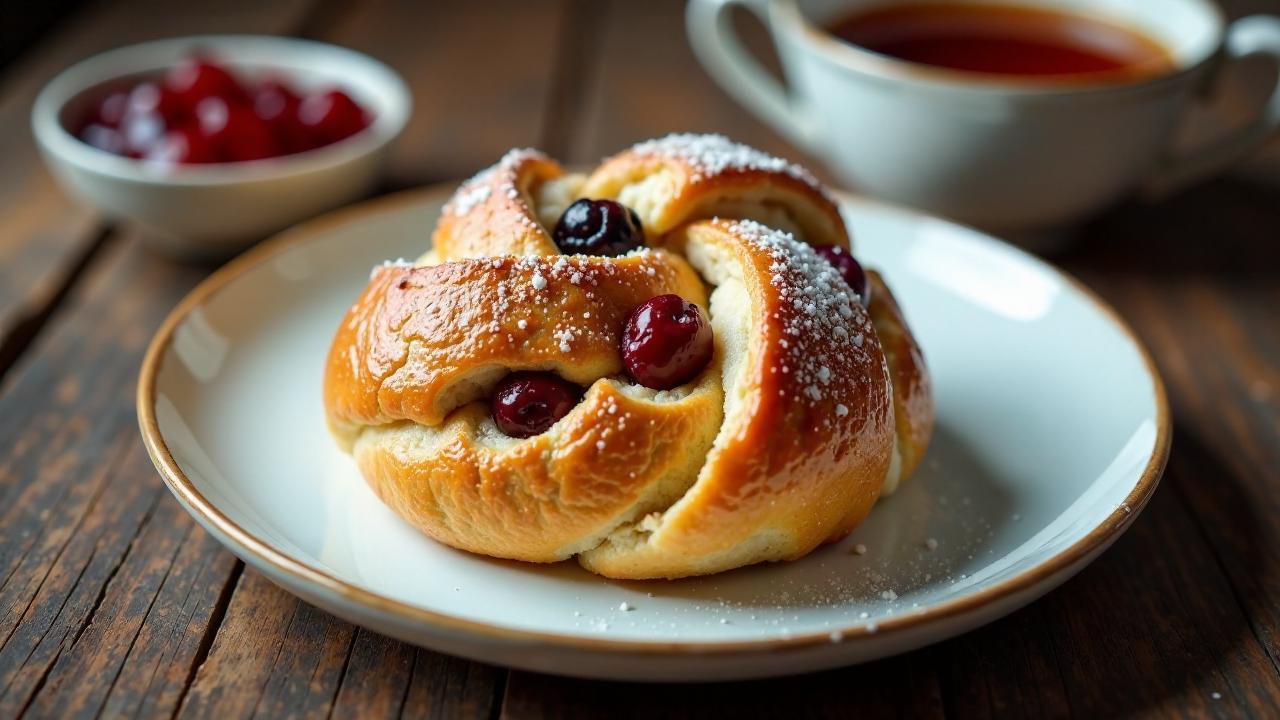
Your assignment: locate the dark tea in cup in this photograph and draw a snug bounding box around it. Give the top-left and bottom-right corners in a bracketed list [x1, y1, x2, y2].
[828, 3, 1174, 79]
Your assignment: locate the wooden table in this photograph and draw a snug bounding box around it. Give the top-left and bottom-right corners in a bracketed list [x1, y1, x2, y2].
[2, 1, 1277, 717]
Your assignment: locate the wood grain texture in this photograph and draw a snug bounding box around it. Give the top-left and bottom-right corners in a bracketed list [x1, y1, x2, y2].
[176, 572, 355, 719]
[1062, 179, 1280, 689]
[0, 0, 1278, 717]
[314, 0, 570, 186]
[565, 0, 800, 168]
[0, 233, 214, 718]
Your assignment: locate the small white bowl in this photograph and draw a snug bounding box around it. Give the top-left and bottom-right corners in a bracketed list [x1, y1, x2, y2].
[32, 35, 411, 260]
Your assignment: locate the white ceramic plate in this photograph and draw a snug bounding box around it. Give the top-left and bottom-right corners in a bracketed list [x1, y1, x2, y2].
[139, 187, 1169, 681]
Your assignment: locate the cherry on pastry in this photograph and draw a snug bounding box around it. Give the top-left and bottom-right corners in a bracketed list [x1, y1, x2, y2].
[814, 245, 870, 307]
[622, 294, 714, 390]
[491, 372, 583, 438]
[552, 199, 644, 256]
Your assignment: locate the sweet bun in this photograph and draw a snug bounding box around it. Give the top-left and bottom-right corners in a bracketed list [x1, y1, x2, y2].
[865, 271, 934, 495]
[578, 218, 892, 577]
[325, 251, 722, 561]
[324, 133, 933, 578]
[580, 134, 850, 249]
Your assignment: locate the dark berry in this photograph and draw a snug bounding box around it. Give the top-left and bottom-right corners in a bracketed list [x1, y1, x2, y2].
[196, 96, 278, 161]
[491, 372, 583, 438]
[128, 81, 188, 126]
[552, 199, 644, 256]
[252, 78, 299, 121]
[298, 89, 368, 146]
[165, 57, 247, 107]
[814, 245, 870, 306]
[622, 294, 714, 390]
[146, 125, 218, 164]
[253, 79, 314, 154]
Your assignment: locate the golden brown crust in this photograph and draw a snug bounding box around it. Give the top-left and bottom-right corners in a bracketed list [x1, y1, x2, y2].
[323, 134, 933, 578]
[581, 134, 850, 249]
[352, 376, 723, 562]
[866, 271, 934, 494]
[325, 250, 705, 434]
[577, 219, 893, 577]
[430, 149, 567, 261]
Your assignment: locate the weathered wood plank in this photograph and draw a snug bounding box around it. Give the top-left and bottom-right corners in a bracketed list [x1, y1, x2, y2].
[329, 630, 416, 720]
[1063, 180, 1280, 682]
[318, 0, 571, 186]
[0, 1, 327, 713]
[175, 572, 353, 720]
[564, 0, 798, 167]
[400, 649, 506, 719]
[21, 443, 238, 720]
[503, 653, 943, 720]
[0, 0, 315, 379]
[100, 532, 240, 718]
[0, 227, 212, 717]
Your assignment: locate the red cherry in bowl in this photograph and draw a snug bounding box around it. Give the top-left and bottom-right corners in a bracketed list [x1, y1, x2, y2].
[252, 79, 314, 154]
[127, 81, 188, 126]
[622, 294, 714, 390]
[251, 78, 300, 118]
[298, 89, 368, 145]
[146, 125, 218, 165]
[165, 57, 247, 107]
[813, 245, 870, 307]
[196, 96, 278, 162]
[491, 372, 583, 438]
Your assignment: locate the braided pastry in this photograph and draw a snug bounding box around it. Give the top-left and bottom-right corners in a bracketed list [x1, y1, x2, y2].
[324, 134, 933, 579]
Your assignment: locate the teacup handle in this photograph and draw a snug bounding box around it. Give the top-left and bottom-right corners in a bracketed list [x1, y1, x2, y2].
[685, 0, 820, 152]
[1144, 15, 1280, 198]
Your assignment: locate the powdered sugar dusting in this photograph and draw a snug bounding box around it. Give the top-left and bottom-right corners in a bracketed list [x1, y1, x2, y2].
[473, 251, 667, 362]
[370, 257, 413, 280]
[443, 147, 551, 218]
[723, 218, 874, 409]
[451, 185, 491, 216]
[630, 133, 822, 189]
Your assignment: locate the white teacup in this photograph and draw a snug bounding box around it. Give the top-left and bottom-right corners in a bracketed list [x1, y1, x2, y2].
[687, 0, 1280, 235]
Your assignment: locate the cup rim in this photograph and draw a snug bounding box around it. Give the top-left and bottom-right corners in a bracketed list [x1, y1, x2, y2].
[775, 0, 1227, 96]
[31, 34, 412, 187]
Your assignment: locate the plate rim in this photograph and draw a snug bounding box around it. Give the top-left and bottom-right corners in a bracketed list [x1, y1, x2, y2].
[137, 183, 1171, 656]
